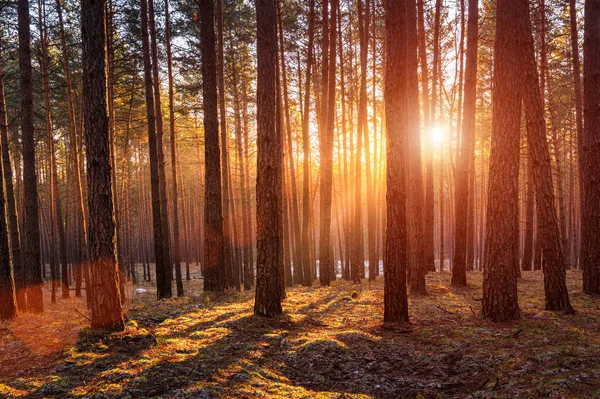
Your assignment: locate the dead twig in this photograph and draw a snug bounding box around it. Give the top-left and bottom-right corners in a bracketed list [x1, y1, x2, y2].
[506, 328, 523, 338]
[435, 305, 458, 315]
[74, 308, 91, 322]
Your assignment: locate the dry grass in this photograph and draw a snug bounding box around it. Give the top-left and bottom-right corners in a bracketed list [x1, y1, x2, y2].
[1, 269, 599, 398]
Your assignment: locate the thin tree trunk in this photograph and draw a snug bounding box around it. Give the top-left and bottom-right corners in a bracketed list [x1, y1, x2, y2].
[18, 0, 43, 313]
[452, 0, 478, 286]
[199, 0, 226, 292]
[406, 0, 427, 293]
[518, 0, 573, 312]
[165, 0, 184, 297]
[0, 42, 17, 321]
[141, 0, 170, 298]
[148, 0, 172, 295]
[581, 0, 600, 293]
[57, 0, 88, 298]
[215, 0, 236, 290]
[277, 0, 303, 285]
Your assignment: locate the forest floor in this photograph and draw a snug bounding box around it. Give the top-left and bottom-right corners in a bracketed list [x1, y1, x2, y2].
[1, 269, 600, 398]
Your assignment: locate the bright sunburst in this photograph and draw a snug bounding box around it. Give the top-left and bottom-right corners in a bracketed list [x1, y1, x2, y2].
[431, 126, 445, 145]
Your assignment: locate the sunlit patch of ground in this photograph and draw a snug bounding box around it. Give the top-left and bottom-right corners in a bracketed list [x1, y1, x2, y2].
[1, 268, 600, 398]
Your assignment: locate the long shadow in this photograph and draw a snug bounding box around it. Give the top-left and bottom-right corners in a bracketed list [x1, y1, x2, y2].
[22, 327, 157, 398]
[18, 281, 492, 399]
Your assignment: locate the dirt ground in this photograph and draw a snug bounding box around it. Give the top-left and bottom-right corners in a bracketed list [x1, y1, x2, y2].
[1, 269, 599, 398]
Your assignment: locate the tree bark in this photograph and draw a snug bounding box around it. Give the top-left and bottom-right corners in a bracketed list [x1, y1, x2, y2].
[482, 0, 521, 322]
[406, 0, 427, 294]
[384, 0, 410, 323]
[517, 0, 573, 313]
[81, 0, 124, 330]
[165, 0, 184, 297]
[254, 0, 284, 316]
[149, 0, 173, 295]
[452, 0, 478, 286]
[215, 0, 236, 290]
[141, 0, 170, 298]
[301, 0, 316, 287]
[0, 43, 17, 321]
[56, 0, 88, 299]
[199, 0, 226, 292]
[581, 0, 600, 294]
[18, 0, 43, 313]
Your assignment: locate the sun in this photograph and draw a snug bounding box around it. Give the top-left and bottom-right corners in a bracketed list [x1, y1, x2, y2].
[430, 126, 445, 145]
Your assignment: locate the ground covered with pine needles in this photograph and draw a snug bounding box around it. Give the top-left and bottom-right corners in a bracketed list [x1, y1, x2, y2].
[1, 270, 600, 398]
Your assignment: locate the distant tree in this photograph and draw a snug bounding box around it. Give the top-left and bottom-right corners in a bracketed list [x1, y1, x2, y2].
[165, 0, 184, 297]
[301, 0, 316, 287]
[581, 0, 600, 294]
[254, 0, 283, 317]
[56, 0, 87, 299]
[452, 0, 478, 287]
[383, 0, 409, 323]
[482, 0, 521, 322]
[199, 0, 226, 292]
[140, 0, 171, 299]
[81, 0, 124, 330]
[148, 0, 173, 298]
[319, 0, 337, 287]
[406, 0, 427, 295]
[18, 0, 43, 313]
[516, 0, 573, 313]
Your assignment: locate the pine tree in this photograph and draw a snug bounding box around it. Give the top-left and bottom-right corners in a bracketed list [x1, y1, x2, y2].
[18, 0, 43, 313]
[482, 0, 521, 322]
[200, 0, 226, 292]
[383, 0, 410, 323]
[81, 0, 124, 330]
[254, 0, 284, 317]
[581, 0, 600, 294]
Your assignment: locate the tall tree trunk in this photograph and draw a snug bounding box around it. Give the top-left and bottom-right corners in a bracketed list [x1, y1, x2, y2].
[581, 0, 600, 294]
[277, 0, 303, 285]
[425, 0, 442, 273]
[105, 0, 125, 302]
[482, 0, 522, 322]
[242, 81, 255, 289]
[199, 0, 226, 292]
[406, 0, 427, 294]
[364, 0, 377, 282]
[301, 0, 315, 287]
[452, 0, 478, 286]
[56, 0, 87, 299]
[0, 43, 17, 321]
[148, 0, 172, 295]
[231, 55, 251, 290]
[384, 0, 409, 323]
[518, 0, 573, 312]
[215, 0, 237, 290]
[141, 0, 170, 298]
[81, 0, 124, 330]
[165, 0, 184, 297]
[254, 0, 283, 316]
[38, 0, 58, 303]
[352, 0, 367, 283]
[18, 0, 43, 313]
[338, 4, 351, 282]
